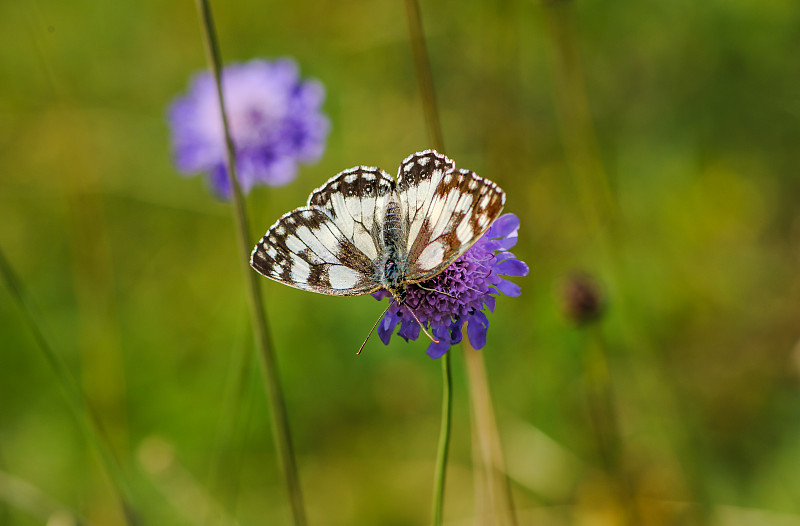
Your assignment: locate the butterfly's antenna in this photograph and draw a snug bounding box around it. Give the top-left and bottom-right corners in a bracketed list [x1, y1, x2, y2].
[357, 300, 395, 355]
[416, 283, 458, 300]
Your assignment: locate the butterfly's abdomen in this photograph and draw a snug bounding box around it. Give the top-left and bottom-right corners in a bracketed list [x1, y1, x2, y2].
[380, 197, 408, 299]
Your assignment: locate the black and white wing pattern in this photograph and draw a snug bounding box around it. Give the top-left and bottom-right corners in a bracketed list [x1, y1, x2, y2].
[250, 166, 393, 296]
[397, 150, 505, 282]
[251, 150, 506, 299]
[306, 166, 396, 263]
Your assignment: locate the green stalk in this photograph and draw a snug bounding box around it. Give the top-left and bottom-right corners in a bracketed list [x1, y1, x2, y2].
[193, 2, 307, 524]
[0, 246, 139, 525]
[431, 352, 453, 526]
[403, 0, 445, 154]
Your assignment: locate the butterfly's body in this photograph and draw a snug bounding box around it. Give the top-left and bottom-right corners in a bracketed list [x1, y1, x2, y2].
[251, 150, 505, 313]
[379, 197, 409, 303]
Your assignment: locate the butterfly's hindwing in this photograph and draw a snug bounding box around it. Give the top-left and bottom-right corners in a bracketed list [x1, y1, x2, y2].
[250, 207, 381, 296]
[398, 151, 506, 282]
[307, 166, 396, 262]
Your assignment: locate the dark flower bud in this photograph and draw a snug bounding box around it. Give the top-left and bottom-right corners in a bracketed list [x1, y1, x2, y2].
[563, 272, 604, 325]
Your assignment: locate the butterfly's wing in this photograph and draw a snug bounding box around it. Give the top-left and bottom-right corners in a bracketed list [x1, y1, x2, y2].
[306, 165, 396, 262]
[250, 207, 381, 296]
[397, 150, 506, 283]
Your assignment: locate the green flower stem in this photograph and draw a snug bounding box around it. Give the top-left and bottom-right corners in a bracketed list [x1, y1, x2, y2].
[0, 246, 139, 525]
[432, 352, 453, 526]
[403, 0, 445, 154]
[193, 2, 307, 525]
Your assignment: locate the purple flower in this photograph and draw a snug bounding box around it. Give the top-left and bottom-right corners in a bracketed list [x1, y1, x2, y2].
[168, 58, 330, 198]
[373, 213, 528, 359]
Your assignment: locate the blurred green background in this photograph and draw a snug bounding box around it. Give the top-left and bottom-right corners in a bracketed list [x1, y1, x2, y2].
[1, 0, 799, 525]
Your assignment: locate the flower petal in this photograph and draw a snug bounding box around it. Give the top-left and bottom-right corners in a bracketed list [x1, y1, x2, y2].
[488, 213, 519, 239]
[426, 338, 451, 359]
[495, 258, 529, 277]
[495, 277, 521, 297]
[378, 314, 400, 345]
[397, 318, 421, 341]
[496, 233, 518, 250]
[483, 294, 496, 312]
[466, 314, 489, 349]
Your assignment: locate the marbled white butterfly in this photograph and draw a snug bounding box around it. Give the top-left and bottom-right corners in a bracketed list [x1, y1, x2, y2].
[250, 150, 505, 344]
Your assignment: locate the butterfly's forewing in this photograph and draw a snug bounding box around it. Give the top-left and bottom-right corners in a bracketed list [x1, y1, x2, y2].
[307, 166, 396, 262]
[250, 207, 381, 296]
[398, 151, 506, 283]
[397, 151, 454, 249]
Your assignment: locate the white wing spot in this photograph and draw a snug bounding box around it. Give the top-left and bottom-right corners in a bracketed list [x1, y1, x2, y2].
[330, 192, 355, 238]
[429, 188, 462, 240]
[345, 196, 361, 221]
[345, 173, 358, 184]
[419, 156, 429, 166]
[416, 240, 446, 271]
[296, 225, 337, 263]
[290, 256, 311, 283]
[328, 265, 361, 289]
[468, 179, 478, 190]
[455, 193, 474, 214]
[456, 214, 473, 243]
[284, 235, 305, 254]
[352, 224, 378, 260]
[479, 193, 491, 208]
[361, 196, 376, 232]
[361, 172, 375, 181]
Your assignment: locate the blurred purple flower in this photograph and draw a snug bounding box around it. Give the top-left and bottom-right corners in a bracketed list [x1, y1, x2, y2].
[168, 58, 330, 198]
[373, 213, 528, 359]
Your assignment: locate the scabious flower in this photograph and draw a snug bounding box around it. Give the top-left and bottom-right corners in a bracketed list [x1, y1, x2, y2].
[373, 213, 528, 359]
[168, 58, 329, 198]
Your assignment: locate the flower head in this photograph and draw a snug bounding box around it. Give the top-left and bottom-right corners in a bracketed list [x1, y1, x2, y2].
[373, 213, 528, 359]
[168, 58, 330, 198]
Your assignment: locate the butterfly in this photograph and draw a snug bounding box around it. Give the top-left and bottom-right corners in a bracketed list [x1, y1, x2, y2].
[250, 150, 505, 347]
